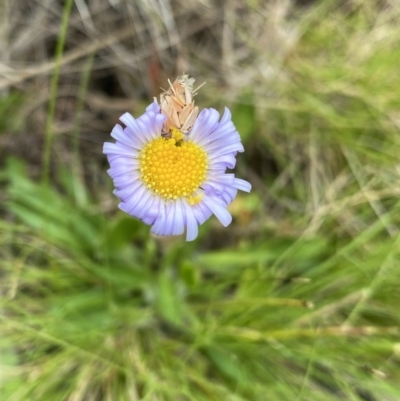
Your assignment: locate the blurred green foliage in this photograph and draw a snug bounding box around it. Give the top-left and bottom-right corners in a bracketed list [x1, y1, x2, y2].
[2, 155, 400, 400]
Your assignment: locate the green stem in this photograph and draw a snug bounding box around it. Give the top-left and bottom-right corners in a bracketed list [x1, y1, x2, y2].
[41, 0, 74, 187]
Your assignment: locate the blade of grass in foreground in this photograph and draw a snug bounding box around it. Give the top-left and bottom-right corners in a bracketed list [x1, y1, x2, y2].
[41, 0, 74, 188]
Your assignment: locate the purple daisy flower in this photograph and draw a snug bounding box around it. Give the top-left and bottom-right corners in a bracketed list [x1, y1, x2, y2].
[103, 76, 251, 241]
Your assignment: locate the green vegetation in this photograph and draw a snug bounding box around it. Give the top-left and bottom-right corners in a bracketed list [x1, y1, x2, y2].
[1, 1, 400, 400]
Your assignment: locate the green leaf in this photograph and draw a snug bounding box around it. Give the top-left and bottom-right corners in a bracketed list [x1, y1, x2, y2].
[156, 269, 183, 326]
[232, 98, 256, 142]
[203, 345, 247, 382]
[179, 260, 199, 289]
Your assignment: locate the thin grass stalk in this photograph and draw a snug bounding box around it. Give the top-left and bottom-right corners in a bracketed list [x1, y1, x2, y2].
[41, 0, 74, 187]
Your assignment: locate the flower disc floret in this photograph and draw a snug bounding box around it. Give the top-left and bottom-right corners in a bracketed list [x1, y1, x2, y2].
[139, 137, 208, 200]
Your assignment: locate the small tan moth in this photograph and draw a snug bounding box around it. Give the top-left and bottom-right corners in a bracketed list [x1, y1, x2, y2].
[159, 74, 205, 138]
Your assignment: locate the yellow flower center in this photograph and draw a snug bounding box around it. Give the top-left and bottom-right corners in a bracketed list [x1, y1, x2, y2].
[138, 136, 208, 201]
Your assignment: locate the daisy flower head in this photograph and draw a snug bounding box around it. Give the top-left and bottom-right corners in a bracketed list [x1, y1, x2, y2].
[103, 75, 251, 241]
